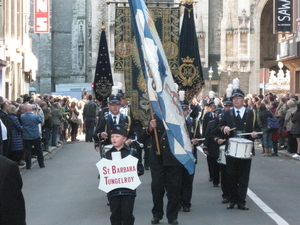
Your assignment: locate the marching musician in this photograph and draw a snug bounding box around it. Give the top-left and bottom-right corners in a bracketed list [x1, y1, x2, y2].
[218, 79, 260, 210]
[202, 103, 222, 188]
[211, 87, 234, 204]
[93, 86, 135, 154]
[179, 91, 202, 213]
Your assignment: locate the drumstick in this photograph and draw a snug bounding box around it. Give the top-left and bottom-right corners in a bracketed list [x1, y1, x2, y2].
[191, 138, 205, 143]
[229, 127, 236, 131]
[236, 132, 263, 136]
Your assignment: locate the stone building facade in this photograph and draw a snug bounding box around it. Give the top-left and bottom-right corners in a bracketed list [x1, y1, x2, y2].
[30, 0, 92, 95]
[30, 0, 299, 97]
[0, 0, 36, 100]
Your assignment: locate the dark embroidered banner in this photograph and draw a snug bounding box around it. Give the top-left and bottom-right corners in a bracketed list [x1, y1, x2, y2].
[177, 3, 204, 101]
[94, 29, 113, 106]
[115, 6, 180, 126]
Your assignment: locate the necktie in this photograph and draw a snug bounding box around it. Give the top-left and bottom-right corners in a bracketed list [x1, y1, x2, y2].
[113, 116, 117, 124]
[236, 110, 240, 118]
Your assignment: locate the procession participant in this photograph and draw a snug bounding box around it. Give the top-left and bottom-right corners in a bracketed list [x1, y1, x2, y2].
[219, 78, 260, 210]
[83, 94, 97, 142]
[212, 87, 233, 204]
[105, 124, 144, 225]
[179, 91, 202, 213]
[202, 94, 219, 182]
[146, 114, 183, 225]
[94, 86, 135, 154]
[202, 105, 222, 187]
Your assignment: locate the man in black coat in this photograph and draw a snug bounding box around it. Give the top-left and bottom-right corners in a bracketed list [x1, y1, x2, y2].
[0, 155, 26, 224]
[146, 114, 183, 225]
[180, 99, 201, 213]
[219, 88, 260, 210]
[83, 95, 97, 142]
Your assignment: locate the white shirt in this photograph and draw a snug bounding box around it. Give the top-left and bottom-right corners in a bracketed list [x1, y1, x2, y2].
[109, 113, 120, 124]
[234, 106, 245, 118]
[0, 119, 7, 140]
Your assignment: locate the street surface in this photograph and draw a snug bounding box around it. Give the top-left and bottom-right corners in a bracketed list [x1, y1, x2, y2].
[21, 139, 300, 225]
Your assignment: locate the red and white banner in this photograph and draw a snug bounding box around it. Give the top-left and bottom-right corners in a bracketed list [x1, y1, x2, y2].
[96, 155, 141, 193]
[34, 0, 49, 33]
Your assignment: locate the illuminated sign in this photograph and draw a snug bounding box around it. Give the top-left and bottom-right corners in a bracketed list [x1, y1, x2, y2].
[34, 0, 49, 33]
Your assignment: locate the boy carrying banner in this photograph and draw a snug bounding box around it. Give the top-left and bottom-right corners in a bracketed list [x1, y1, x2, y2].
[105, 124, 144, 225]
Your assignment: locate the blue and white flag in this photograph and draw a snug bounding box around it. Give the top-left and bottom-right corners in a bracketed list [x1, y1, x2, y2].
[128, 0, 195, 174]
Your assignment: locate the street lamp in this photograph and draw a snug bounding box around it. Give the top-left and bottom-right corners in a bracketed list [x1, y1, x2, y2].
[208, 66, 213, 90]
[218, 65, 222, 76]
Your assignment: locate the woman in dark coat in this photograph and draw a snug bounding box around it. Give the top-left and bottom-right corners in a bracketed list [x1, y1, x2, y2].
[8, 105, 24, 165]
[291, 103, 300, 158]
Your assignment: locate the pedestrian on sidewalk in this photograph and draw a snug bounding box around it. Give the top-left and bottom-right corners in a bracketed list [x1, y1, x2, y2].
[20, 104, 45, 169]
[291, 103, 300, 158]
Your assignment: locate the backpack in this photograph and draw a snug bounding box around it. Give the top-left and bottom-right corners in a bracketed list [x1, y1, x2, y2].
[267, 117, 280, 131]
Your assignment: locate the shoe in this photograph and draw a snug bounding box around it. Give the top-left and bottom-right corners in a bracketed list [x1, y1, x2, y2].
[145, 166, 149, 170]
[292, 154, 300, 158]
[168, 219, 178, 224]
[227, 202, 236, 209]
[182, 206, 190, 212]
[17, 160, 25, 166]
[222, 198, 229, 204]
[237, 204, 249, 210]
[40, 165, 45, 168]
[213, 184, 219, 187]
[151, 217, 160, 224]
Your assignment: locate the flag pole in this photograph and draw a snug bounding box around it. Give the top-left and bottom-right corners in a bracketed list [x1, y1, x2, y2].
[149, 100, 161, 156]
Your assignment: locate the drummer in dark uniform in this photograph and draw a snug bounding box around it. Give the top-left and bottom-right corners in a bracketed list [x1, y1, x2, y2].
[218, 79, 260, 210]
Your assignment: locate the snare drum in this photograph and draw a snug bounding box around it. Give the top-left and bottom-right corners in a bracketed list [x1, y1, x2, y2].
[217, 145, 226, 164]
[228, 138, 253, 159]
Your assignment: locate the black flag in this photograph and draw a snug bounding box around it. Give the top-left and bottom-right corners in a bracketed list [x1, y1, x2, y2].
[176, 3, 204, 101]
[93, 27, 113, 106]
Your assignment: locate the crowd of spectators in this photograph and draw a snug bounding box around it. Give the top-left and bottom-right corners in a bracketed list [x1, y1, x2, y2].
[0, 92, 95, 168]
[194, 92, 300, 158]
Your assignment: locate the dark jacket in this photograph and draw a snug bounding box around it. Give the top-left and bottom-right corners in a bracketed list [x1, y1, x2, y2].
[83, 101, 97, 121]
[291, 111, 300, 135]
[203, 119, 219, 158]
[94, 113, 134, 147]
[51, 108, 63, 126]
[0, 156, 26, 225]
[8, 114, 23, 151]
[105, 146, 144, 198]
[146, 115, 183, 167]
[258, 109, 273, 128]
[186, 116, 201, 162]
[219, 107, 261, 155]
